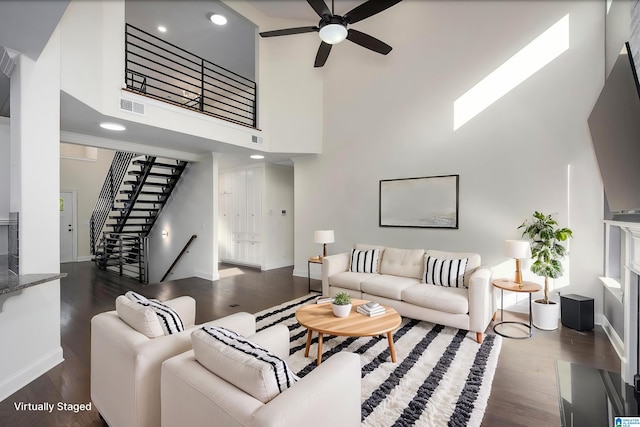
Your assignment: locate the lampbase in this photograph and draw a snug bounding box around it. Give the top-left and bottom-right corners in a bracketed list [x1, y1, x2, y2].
[514, 259, 523, 288]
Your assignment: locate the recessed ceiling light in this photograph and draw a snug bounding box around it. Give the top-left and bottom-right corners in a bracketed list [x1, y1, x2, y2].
[100, 122, 126, 131]
[250, 154, 264, 160]
[158, 25, 167, 33]
[210, 14, 227, 25]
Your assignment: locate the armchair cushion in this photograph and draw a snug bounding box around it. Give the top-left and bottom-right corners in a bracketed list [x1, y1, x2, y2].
[192, 326, 299, 403]
[116, 292, 185, 338]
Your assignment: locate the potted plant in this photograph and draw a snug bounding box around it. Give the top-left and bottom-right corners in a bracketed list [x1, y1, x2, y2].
[519, 211, 573, 330]
[332, 292, 352, 318]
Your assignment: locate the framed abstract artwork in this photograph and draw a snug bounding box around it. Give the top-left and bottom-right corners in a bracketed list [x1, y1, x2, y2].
[379, 174, 459, 229]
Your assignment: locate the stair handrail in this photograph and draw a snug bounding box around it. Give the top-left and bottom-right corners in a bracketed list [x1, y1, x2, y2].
[161, 234, 197, 282]
[90, 152, 137, 254]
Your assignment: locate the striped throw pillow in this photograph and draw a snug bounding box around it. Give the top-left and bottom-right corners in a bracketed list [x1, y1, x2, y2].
[192, 326, 299, 403]
[350, 248, 380, 273]
[423, 256, 468, 288]
[125, 291, 184, 335]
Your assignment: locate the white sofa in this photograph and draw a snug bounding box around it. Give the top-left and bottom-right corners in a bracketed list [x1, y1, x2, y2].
[322, 244, 496, 343]
[91, 295, 256, 427]
[161, 324, 361, 427]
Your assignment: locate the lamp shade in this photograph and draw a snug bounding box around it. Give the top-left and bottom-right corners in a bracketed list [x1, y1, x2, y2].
[314, 230, 335, 244]
[505, 240, 530, 259]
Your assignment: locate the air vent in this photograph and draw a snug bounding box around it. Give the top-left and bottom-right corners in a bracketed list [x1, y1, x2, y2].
[251, 135, 263, 145]
[120, 98, 145, 115]
[0, 48, 16, 78]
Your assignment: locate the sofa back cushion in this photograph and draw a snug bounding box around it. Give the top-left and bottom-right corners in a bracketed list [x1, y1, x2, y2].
[380, 247, 425, 279]
[424, 250, 481, 287]
[191, 326, 299, 404]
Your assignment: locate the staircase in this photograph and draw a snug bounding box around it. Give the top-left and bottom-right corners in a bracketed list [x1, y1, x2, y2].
[91, 154, 188, 282]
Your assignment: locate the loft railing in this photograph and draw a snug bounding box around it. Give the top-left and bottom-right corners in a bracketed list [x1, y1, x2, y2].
[125, 23, 257, 128]
[90, 152, 137, 255]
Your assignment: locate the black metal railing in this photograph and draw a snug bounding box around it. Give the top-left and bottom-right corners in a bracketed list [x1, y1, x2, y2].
[125, 24, 257, 128]
[90, 152, 137, 255]
[100, 233, 149, 283]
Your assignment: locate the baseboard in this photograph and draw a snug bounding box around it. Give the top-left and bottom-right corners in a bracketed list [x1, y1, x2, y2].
[262, 261, 294, 271]
[601, 315, 625, 362]
[76, 256, 92, 262]
[194, 270, 214, 281]
[0, 346, 64, 402]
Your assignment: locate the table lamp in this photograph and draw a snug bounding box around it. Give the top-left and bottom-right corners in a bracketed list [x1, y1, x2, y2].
[314, 230, 335, 258]
[505, 240, 530, 288]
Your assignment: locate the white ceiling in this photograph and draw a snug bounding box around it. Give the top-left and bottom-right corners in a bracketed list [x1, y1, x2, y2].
[249, 1, 364, 21]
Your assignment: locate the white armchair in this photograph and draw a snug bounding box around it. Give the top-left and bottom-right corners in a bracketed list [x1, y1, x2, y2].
[90, 295, 256, 427]
[161, 324, 362, 427]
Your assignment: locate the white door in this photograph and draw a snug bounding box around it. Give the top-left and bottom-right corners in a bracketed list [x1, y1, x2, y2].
[60, 191, 76, 263]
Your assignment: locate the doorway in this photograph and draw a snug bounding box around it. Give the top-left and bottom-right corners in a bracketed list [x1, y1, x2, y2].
[60, 190, 77, 263]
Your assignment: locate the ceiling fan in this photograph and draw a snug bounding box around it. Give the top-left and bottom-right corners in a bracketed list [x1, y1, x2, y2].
[259, 0, 403, 68]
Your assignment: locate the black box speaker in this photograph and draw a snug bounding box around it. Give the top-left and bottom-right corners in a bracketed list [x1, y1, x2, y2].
[560, 294, 594, 331]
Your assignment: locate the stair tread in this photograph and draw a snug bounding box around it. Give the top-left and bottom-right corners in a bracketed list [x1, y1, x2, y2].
[123, 181, 168, 187]
[128, 171, 179, 178]
[132, 160, 187, 169]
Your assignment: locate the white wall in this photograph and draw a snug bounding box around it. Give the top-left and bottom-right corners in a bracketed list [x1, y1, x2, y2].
[293, 1, 605, 313]
[606, 0, 633, 76]
[0, 118, 9, 255]
[60, 146, 115, 260]
[147, 155, 215, 283]
[263, 164, 294, 270]
[0, 26, 63, 401]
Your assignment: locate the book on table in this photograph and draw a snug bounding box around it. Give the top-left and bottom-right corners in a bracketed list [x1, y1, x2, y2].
[316, 296, 334, 304]
[357, 304, 386, 316]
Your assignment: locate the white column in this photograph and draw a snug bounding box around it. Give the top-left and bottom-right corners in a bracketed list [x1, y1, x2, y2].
[212, 153, 220, 281]
[0, 28, 63, 402]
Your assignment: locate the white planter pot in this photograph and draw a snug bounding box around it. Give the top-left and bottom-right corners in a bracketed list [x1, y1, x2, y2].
[532, 300, 560, 330]
[332, 303, 352, 318]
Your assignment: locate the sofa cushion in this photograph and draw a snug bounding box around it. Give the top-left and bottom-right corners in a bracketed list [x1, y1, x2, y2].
[350, 248, 380, 273]
[423, 256, 468, 288]
[329, 271, 377, 291]
[425, 250, 481, 287]
[361, 275, 421, 300]
[125, 291, 185, 335]
[191, 326, 298, 404]
[402, 284, 469, 314]
[379, 247, 425, 279]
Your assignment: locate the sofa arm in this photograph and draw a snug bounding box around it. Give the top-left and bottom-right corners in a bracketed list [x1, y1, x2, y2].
[250, 352, 361, 427]
[165, 296, 196, 328]
[322, 252, 350, 295]
[467, 267, 495, 333]
[200, 312, 256, 337]
[248, 325, 290, 359]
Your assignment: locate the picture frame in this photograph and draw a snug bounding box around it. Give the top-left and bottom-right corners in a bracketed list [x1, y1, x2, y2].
[379, 174, 459, 229]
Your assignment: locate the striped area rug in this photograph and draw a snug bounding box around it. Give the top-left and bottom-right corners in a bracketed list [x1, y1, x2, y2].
[255, 294, 502, 427]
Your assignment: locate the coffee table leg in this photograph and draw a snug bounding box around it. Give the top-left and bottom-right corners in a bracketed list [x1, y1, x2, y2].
[316, 333, 323, 366]
[304, 329, 312, 357]
[387, 332, 397, 363]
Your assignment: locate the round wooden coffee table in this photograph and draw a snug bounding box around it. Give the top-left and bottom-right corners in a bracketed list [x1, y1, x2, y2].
[295, 298, 402, 365]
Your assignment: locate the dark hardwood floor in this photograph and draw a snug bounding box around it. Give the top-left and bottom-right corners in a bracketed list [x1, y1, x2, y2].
[0, 262, 620, 426]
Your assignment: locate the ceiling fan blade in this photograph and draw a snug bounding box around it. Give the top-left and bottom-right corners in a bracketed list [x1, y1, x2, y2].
[314, 42, 332, 67]
[259, 26, 319, 37]
[344, 0, 403, 24]
[307, 0, 331, 18]
[346, 29, 392, 55]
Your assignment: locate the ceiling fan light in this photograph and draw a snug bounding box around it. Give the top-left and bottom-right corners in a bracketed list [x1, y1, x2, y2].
[319, 24, 347, 44]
